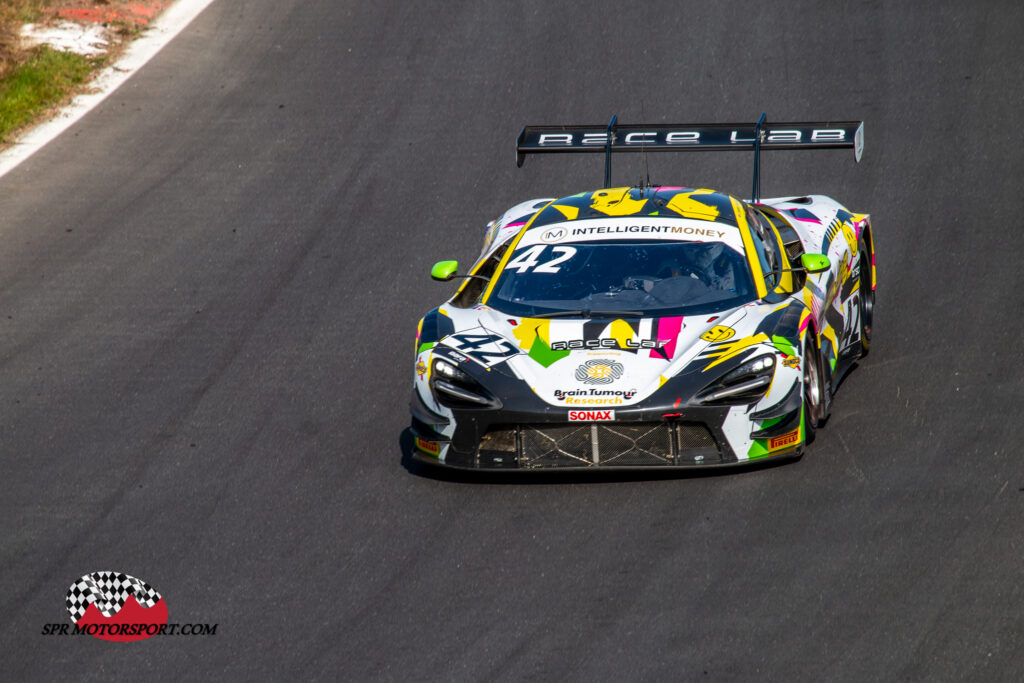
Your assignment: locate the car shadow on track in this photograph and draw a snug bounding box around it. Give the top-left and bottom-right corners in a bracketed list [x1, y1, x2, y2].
[398, 429, 796, 485]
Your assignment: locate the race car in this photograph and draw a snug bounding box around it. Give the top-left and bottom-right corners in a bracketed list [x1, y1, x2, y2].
[410, 116, 874, 470]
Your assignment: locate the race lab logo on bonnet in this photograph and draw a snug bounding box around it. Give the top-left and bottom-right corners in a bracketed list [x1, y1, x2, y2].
[65, 571, 168, 642]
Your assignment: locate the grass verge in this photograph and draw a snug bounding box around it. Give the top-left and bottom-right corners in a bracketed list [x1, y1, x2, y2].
[0, 1, 166, 149]
[0, 45, 96, 143]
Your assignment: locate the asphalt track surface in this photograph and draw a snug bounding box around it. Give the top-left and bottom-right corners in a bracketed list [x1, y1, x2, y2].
[2, 0, 1023, 679]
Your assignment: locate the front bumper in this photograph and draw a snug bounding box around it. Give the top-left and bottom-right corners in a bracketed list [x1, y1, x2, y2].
[409, 389, 802, 471]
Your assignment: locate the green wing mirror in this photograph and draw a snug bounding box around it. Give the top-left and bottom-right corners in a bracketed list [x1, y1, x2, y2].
[430, 260, 459, 281]
[800, 253, 831, 274]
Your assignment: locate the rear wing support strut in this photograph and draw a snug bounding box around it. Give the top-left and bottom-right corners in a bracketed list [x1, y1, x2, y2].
[604, 114, 616, 189]
[752, 112, 766, 203]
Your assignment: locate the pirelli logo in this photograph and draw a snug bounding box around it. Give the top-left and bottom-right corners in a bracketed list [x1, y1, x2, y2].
[769, 429, 801, 450]
[568, 410, 615, 422]
[415, 437, 441, 457]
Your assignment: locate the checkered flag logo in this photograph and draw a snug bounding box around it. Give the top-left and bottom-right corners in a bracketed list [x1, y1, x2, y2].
[66, 572, 162, 623]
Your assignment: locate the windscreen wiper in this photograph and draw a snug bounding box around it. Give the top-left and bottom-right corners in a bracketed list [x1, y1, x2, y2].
[588, 310, 643, 317]
[531, 309, 643, 319]
[531, 310, 586, 319]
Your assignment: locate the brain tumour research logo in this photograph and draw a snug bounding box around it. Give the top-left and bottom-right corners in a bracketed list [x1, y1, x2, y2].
[575, 359, 624, 385]
[66, 571, 168, 642]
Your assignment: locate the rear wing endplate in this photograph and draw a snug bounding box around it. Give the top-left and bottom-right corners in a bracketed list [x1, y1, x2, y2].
[516, 114, 864, 201]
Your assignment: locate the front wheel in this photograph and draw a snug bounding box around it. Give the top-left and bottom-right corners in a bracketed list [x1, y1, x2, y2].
[803, 337, 826, 445]
[858, 242, 874, 357]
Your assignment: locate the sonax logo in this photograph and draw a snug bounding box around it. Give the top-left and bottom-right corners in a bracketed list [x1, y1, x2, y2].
[65, 571, 168, 642]
[568, 410, 615, 421]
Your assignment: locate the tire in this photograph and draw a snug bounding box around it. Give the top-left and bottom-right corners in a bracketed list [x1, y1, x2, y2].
[858, 242, 874, 357]
[803, 336, 825, 445]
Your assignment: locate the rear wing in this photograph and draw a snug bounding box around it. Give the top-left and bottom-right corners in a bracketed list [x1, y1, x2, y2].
[515, 114, 864, 201]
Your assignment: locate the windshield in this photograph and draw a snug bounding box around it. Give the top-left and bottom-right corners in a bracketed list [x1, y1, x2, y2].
[487, 239, 757, 317]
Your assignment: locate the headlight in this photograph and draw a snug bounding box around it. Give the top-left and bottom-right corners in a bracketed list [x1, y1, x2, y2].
[430, 358, 500, 408]
[698, 354, 776, 404]
[433, 358, 471, 383]
[722, 355, 775, 384]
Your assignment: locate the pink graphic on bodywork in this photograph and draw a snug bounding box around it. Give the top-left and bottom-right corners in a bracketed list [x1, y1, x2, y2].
[853, 217, 870, 241]
[492, 220, 528, 245]
[652, 316, 684, 359]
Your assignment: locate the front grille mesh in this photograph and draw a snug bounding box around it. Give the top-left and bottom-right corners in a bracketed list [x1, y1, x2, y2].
[478, 422, 721, 469]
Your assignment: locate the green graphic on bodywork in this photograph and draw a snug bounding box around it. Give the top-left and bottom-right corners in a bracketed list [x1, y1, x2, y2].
[527, 336, 570, 367]
[417, 342, 436, 355]
[513, 318, 570, 367]
[771, 335, 796, 357]
[748, 439, 772, 460]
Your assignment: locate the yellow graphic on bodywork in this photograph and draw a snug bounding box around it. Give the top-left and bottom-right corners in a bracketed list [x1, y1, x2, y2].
[590, 188, 648, 216]
[821, 324, 839, 372]
[798, 308, 812, 337]
[666, 190, 720, 221]
[802, 287, 816, 314]
[731, 197, 768, 299]
[849, 213, 876, 289]
[841, 221, 858, 256]
[701, 333, 771, 371]
[837, 253, 854, 291]
[512, 317, 551, 350]
[701, 326, 735, 342]
[552, 204, 579, 221]
[608, 319, 636, 348]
